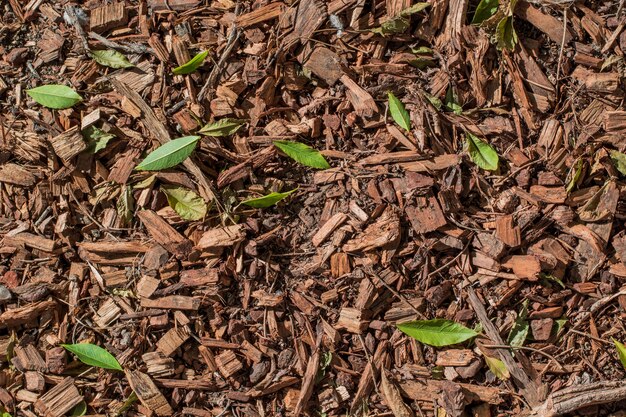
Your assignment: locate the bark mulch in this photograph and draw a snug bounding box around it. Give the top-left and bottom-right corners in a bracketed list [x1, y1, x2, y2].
[1, 0, 626, 416]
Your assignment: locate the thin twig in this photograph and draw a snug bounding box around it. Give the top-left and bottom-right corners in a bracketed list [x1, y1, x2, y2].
[428, 232, 474, 278]
[482, 344, 566, 372]
[88, 32, 155, 56]
[64, 6, 90, 53]
[198, 2, 241, 102]
[365, 269, 426, 319]
[569, 329, 613, 345]
[554, 8, 568, 107]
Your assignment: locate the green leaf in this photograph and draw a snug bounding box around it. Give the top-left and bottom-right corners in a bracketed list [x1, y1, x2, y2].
[70, 401, 87, 417]
[555, 318, 567, 334]
[371, 3, 430, 35]
[398, 2, 430, 16]
[371, 17, 410, 35]
[507, 300, 529, 348]
[83, 126, 115, 154]
[172, 51, 208, 75]
[115, 391, 139, 415]
[411, 46, 433, 55]
[566, 159, 583, 192]
[62, 343, 123, 371]
[472, 0, 499, 24]
[388, 92, 411, 131]
[541, 273, 565, 289]
[601, 55, 623, 71]
[117, 186, 134, 226]
[198, 118, 245, 137]
[133, 174, 157, 189]
[136, 136, 200, 171]
[161, 186, 207, 221]
[496, 16, 518, 51]
[465, 132, 499, 171]
[610, 150, 626, 176]
[26, 84, 82, 109]
[484, 355, 510, 380]
[397, 319, 479, 347]
[274, 140, 330, 169]
[1, 412, 12, 417]
[242, 189, 297, 208]
[89, 49, 134, 69]
[445, 86, 463, 115]
[614, 339, 626, 371]
[424, 92, 443, 109]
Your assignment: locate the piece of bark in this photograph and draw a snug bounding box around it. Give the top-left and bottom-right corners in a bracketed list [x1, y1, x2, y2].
[215, 350, 243, 378]
[141, 295, 199, 310]
[529, 381, 626, 417]
[0, 164, 36, 186]
[137, 275, 160, 298]
[294, 349, 320, 417]
[335, 307, 369, 333]
[200, 338, 240, 349]
[36, 29, 65, 64]
[236, 2, 284, 27]
[126, 370, 173, 416]
[179, 268, 219, 287]
[4, 232, 56, 252]
[148, 0, 200, 11]
[436, 349, 475, 367]
[529, 185, 567, 204]
[197, 345, 218, 372]
[303, 47, 345, 85]
[137, 210, 193, 258]
[380, 370, 415, 417]
[13, 345, 47, 372]
[94, 298, 121, 327]
[25, 371, 45, 392]
[571, 66, 621, 94]
[406, 194, 447, 234]
[197, 224, 246, 249]
[360, 151, 425, 165]
[46, 347, 66, 374]
[34, 377, 83, 417]
[281, 0, 327, 47]
[398, 379, 504, 405]
[330, 252, 351, 277]
[343, 208, 400, 253]
[49, 126, 85, 163]
[502, 255, 542, 280]
[496, 215, 521, 247]
[312, 212, 348, 247]
[143, 352, 175, 378]
[472, 233, 506, 259]
[90, 2, 128, 32]
[157, 325, 190, 357]
[531, 318, 553, 341]
[340, 74, 379, 118]
[515, 1, 573, 45]
[76, 240, 150, 255]
[0, 300, 56, 328]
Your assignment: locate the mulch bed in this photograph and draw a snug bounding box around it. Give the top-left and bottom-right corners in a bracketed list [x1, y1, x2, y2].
[1, 0, 626, 416]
